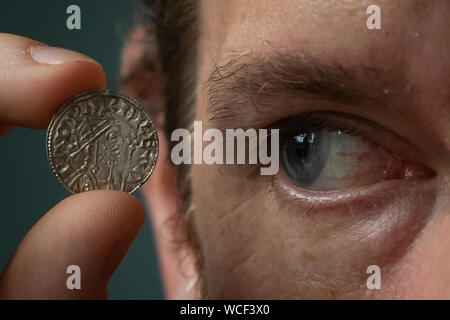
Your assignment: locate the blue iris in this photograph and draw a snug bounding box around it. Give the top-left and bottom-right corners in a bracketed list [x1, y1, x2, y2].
[281, 129, 330, 186]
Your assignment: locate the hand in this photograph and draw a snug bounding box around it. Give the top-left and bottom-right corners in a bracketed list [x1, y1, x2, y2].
[0, 33, 146, 299]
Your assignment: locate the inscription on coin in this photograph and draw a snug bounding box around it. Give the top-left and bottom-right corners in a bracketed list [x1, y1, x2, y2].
[47, 90, 158, 194]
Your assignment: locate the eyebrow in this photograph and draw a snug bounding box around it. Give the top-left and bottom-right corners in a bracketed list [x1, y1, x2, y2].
[205, 52, 393, 130]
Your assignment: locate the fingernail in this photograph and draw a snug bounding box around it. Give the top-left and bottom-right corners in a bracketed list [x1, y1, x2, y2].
[30, 46, 97, 65]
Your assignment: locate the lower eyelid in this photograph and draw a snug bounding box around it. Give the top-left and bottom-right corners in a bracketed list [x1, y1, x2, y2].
[274, 168, 436, 216]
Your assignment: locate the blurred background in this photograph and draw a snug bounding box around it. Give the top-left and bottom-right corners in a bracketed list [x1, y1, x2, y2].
[0, 0, 163, 299]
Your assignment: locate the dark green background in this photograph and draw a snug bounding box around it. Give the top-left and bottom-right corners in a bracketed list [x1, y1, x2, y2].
[0, 0, 163, 299]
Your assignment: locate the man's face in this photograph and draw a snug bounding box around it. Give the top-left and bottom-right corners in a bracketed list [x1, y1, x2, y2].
[189, 0, 450, 298]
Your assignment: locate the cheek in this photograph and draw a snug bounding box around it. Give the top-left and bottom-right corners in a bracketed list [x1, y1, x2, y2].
[192, 165, 279, 298]
[389, 178, 450, 299]
[273, 181, 437, 299]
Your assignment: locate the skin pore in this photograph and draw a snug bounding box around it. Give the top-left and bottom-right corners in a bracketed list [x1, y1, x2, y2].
[169, 0, 450, 298]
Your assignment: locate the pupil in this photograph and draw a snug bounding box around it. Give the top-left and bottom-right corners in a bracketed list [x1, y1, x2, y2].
[295, 133, 315, 161]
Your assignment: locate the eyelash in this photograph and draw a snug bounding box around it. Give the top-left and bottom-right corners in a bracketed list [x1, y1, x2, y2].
[273, 112, 366, 141]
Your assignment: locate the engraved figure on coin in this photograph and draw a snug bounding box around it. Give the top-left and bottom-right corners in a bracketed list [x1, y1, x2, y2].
[47, 91, 158, 194]
[54, 102, 109, 192]
[101, 121, 122, 190]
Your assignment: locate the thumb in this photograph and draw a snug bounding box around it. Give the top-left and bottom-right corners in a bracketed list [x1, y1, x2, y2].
[0, 190, 145, 299]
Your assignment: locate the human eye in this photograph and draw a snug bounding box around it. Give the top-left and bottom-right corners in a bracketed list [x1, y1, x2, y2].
[275, 112, 435, 196]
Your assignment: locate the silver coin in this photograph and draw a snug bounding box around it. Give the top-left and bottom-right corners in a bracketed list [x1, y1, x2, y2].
[46, 90, 158, 194]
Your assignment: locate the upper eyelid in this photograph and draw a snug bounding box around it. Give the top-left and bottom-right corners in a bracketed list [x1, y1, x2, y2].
[272, 112, 374, 147]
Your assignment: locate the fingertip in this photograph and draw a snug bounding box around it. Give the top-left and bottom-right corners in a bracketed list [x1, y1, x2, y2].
[52, 190, 146, 235]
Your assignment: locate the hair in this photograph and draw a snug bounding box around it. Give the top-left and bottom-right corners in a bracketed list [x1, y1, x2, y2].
[140, 0, 199, 208]
[139, 0, 204, 293]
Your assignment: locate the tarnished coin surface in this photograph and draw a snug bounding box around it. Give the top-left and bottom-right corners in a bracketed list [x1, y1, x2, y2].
[46, 90, 158, 194]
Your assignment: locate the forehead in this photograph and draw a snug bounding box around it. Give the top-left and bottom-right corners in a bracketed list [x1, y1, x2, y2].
[199, 0, 447, 64]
